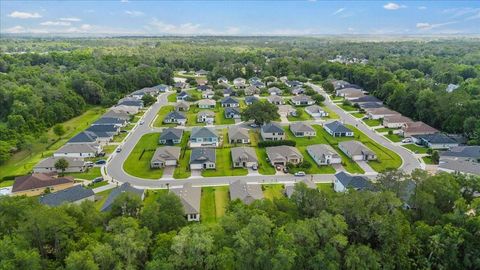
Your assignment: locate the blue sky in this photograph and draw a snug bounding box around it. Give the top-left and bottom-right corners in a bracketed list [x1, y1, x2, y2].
[1, 1, 479, 35]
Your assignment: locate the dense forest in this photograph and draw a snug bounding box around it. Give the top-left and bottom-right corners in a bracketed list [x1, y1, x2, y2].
[1, 170, 479, 269]
[1, 37, 480, 164]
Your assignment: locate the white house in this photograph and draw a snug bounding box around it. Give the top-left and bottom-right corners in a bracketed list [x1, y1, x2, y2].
[54, 143, 101, 158]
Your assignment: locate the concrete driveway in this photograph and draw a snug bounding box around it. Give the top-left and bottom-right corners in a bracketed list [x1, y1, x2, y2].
[161, 166, 175, 179]
[190, 169, 203, 178]
[356, 161, 376, 174]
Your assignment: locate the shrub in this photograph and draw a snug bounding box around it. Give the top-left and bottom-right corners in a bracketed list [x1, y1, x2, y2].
[258, 140, 296, 148]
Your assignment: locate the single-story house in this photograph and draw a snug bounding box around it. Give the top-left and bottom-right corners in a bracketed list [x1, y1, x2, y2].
[350, 95, 382, 105]
[412, 133, 459, 149]
[195, 69, 208, 76]
[245, 96, 259, 105]
[54, 143, 101, 158]
[197, 85, 211, 91]
[34, 157, 86, 173]
[291, 95, 315, 106]
[245, 85, 260, 96]
[233, 78, 247, 89]
[359, 102, 384, 110]
[198, 99, 216, 109]
[290, 123, 316, 137]
[223, 88, 235, 97]
[189, 127, 219, 147]
[175, 101, 190, 112]
[261, 122, 285, 141]
[159, 128, 183, 145]
[305, 105, 329, 118]
[224, 107, 241, 119]
[307, 144, 342, 165]
[266, 146, 303, 166]
[285, 80, 302, 88]
[231, 147, 258, 168]
[439, 146, 480, 175]
[365, 107, 400, 120]
[249, 77, 261, 84]
[195, 78, 208, 86]
[344, 91, 366, 100]
[202, 90, 215, 99]
[170, 183, 201, 222]
[86, 124, 120, 136]
[268, 87, 282, 96]
[150, 146, 181, 168]
[39, 185, 95, 206]
[336, 87, 363, 97]
[228, 126, 250, 144]
[156, 84, 170, 92]
[100, 183, 144, 212]
[285, 178, 316, 198]
[252, 81, 265, 88]
[197, 110, 215, 124]
[229, 179, 263, 205]
[118, 99, 144, 109]
[189, 148, 216, 170]
[68, 131, 100, 145]
[174, 81, 188, 89]
[324, 121, 354, 137]
[338, 141, 377, 161]
[220, 96, 240, 107]
[163, 111, 187, 125]
[217, 77, 228, 84]
[400, 121, 438, 137]
[383, 115, 413, 128]
[130, 87, 158, 99]
[176, 91, 190, 101]
[334, 171, 372, 192]
[103, 110, 132, 121]
[111, 105, 139, 115]
[291, 87, 305, 95]
[93, 117, 127, 127]
[267, 95, 285, 105]
[12, 173, 74, 197]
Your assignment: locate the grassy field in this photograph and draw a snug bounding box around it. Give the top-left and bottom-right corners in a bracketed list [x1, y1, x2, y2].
[339, 104, 358, 111]
[0, 180, 14, 187]
[216, 106, 235, 125]
[200, 186, 229, 223]
[201, 148, 248, 177]
[375, 127, 397, 133]
[287, 108, 313, 122]
[250, 131, 276, 175]
[263, 184, 285, 200]
[322, 106, 340, 119]
[173, 132, 191, 179]
[153, 105, 176, 127]
[422, 156, 435, 165]
[167, 93, 177, 102]
[330, 96, 343, 102]
[403, 143, 428, 154]
[0, 107, 105, 180]
[123, 133, 164, 179]
[103, 145, 118, 155]
[112, 132, 128, 142]
[94, 189, 113, 210]
[66, 167, 101, 180]
[351, 112, 365, 118]
[363, 119, 382, 127]
[385, 134, 403, 142]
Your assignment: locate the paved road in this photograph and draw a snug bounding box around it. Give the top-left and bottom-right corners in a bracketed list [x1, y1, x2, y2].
[307, 83, 422, 173]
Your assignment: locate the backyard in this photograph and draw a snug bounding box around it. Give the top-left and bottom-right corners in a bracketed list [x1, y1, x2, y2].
[263, 184, 285, 200]
[402, 143, 429, 154]
[200, 186, 229, 223]
[249, 131, 276, 175]
[363, 119, 382, 127]
[123, 133, 164, 179]
[287, 107, 313, 122]
[173, 132, 192, 179]
[66, 167, 102, 180]
[167, 93, 177, 102]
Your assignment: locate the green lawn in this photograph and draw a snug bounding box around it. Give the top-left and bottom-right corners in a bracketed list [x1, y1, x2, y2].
[167, 93, 177, 102]
[216, 106, 235, 125]
[351, 112, 365, 118]
[339, 104, 358, 111]
[112, 132, 128, 142]
[0, 107, 105, 180]
[330, 96, 343, 102]
[322, 106, 340, 119]
[143, 189, 168, 207]
[123, 133, 164, 179]
[0, 180, 14, 187]
[384, 134, 403, 142]
[65, 167, 102, 180]
[422, 156, 435, 165]
[185, 106, 217, 127]
[317, 183, 335, 195]
[123, 123, 135, 131]
[201, 148, 248, 177]
[375, 127, 397, 133]
[263, 184, 285, 200]
[403, 143, 429, 154]
[103, 145, 118, 155]
[94, 189, 113, 210]
[363, 119, 382, 127]
[250, 131, 276, 175]
[173, 132, 191, 179]
[287, 108, 313, 122]
[153, 105, 176, 127]
[201, 186, 229, 223]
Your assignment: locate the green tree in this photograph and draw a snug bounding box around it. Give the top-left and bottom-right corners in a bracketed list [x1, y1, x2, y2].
[54, 158, 69, 176]
[241, 101, 280, 125]
[110, 192, 143, 218]
[140, 193, 186, 235]
[344, 245, 380, 270]
[141, 94, 156, 107]
[65, 250, 99, 270]
[322, 81, 334, 93]
[431, 150, 440, 164]
[170, 225, 216, 269]
[53, 124, 66, 137]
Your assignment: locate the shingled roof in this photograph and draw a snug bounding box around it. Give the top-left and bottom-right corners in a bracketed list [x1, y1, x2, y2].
[13, 173, 74, 193]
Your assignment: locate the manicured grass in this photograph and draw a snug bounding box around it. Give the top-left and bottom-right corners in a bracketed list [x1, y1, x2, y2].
[123, 123, 135, 131]
[384, 134, 403, 142]
[250, 131, 276, 175]
[65, 167, 101, 180]
[123, 133, 164, 179]
[202, 148, 248, 177]
[363, 119, 382, 127]
[262, 184, 285, 200]
[86, 180, 109, 189]
[351, 112, 365, 118]
[0, 180, 14, 187]
[216, 106, 235, 125]
[201, 186, 229, 223]
[153, 105, 176, 127]
[185, 107, 216, 127]
[287, 107, 313, 122]
[103, 145, 118, 155]
[317, 183, 335, 195]
[173, 132, 191, 179]
[167, 93, 177, 102]
[422, 156, 435, 165]
[94, 189, 113, 210]
[143, 189, 168, 207]
[339, 104, 357, 111]
[322, 106, 340, 119]
[0, 107, 105, 180]
[375, 127, 397, 133]
[403, 144, 429, 154]
[112, 132, 128, 142]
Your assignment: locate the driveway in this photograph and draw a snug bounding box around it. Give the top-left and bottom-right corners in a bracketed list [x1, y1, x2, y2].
[356, 161, 376, 175]
[247, 167, 261, 176]
[161, 166, 175, 179]
[190, 169, 203, 178]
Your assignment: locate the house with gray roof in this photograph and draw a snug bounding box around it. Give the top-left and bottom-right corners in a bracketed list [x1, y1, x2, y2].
[285, 80, 303, 88]
[359, 102, 384, 110]
[198, 99, 216, 109]
[100, 183, 145, 212]
[93, 117, 127, 127]
[224, 107, 241, 119]
[231, 147, 258, 168]
[268, 87, 282, 96]
[175, 101, 190, 112]
[159, 128, 183, 145]
[202, 90, 215, 99]
[34, 157, 85, 173]
[229, 179, 263, 205]
[39, 185, 95, 206]
[150, 146, 181, 168]
[223, 88, 235, 97]
[217, 76, 228, 84]
[163, 111, 187, 125]
[228, 126, 250, 144]
[412, 133, 459, 150]
[176, 91, 190, 101]
[111, 105, 139, 115]
[245, 96, 259, 105]
[350, 95, 382, 105]
[266, 146, 303, 166]
[438, 146, 480, 176]
[338, 141, 377, 161]
[290, 123, 316, 137]
[54, 143, 101, 158]
[305, 105, 328, 118]
[68, 131, 99, 144]
[118, 99, 144, 109]
[221, 96, 239, 107]
[245, 85, 260, 96]
[197, 85, 211, 91]
[86, 124, 120, 136]
[267, 95, 285, 105]
[261, 122, 285, 141]
[197, 110, 215, 124]
[365, 107, 400, 120]
[291, 95, 315, 106]
[291, 87, 305, 95]
[189, 127, 219, 147]
[103, 110, 131, 120]
[324, 121, 354, 137]
[170, 183, 201, 221]
[334, 172, 372, 192]
[189, 148, 216, 170]
[233, 78, 247, 89]
[307, 144, 342, 165]
[336, 87, 363, 97]
[383, 115, 413, 128]
[285, 178, 317, 198]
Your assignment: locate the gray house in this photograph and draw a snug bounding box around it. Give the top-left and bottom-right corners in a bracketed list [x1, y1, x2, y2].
[412, 133, 459, 150]
[266, 146, 303, 166]
[290, 95, 315, 106]
[163, 111, 187, 125]
[229, 179, 264, 205]
[245, 96, 259, 105]
[224, 107, 241, 119]
[290, 123, 316, 137]
[39, 185, 95, 206]
[261, 122, 285, 141]
[268, 87, 282, 95]
[267, 95, 285, 105]
[170, 183, 201, 222]
[34, 157, 85, 173]
[228, 126, 250, 144]
[150, 146, 181, 168]
[438, 146, 480, 175]
[334, 171, 372, 192]
[175, 101, 190, 112]
[54, 143, 101, 158]
[324, 121, 354, 137]
[190, 148, 216, 170]
[197, 110, 215, 124]
[198, 99, 216, 109]
[307, 144, 342, 165]
[100, 183, 145, 212]
[338, 141, 377, 161]
[231, 147, 258, 168]
[305, 105, 328, 118]
[189, 127, 219, 147]
[159, 128, 183, 145]
[221, 96, 240, 107]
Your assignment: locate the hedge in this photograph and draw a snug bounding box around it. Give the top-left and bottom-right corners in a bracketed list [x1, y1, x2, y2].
[258, 140, 296, 148]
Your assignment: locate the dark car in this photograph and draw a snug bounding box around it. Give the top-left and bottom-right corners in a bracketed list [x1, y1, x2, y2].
[95, 160, 107, 165]
[92, 177, 104, 183]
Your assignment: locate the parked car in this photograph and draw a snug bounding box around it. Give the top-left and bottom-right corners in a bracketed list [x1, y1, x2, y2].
[92, 177, 104, 183]
[402, 138, 412, 143]
[283, 167, 288, 173]
[275, 165, 282, 171]
[249, 123, 259, 128]
[95, 160, 107, 165]
[294, 171, 306, 177]
[120, 130, 128, 133]
[97, 152, 106, 157]
[139, 120, 145, 125]
[85, 161, 94, 167]
[116, 148, 122, 153]
[252, 164, 258, 170]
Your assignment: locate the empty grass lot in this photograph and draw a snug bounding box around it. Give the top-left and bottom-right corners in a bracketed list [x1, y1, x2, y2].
[123, 133, 164, 179]
[250, 131, 276, 175]
[339, 104, 357, 111]
[351, 112, 366, 118]
[66, 167, 102, 180]
[173, 132, 191, 179]
[403, 143, 429, 154]
[287, 107, 313, 122]
[322, 106, 340, 119]
[263, 184, 285, 200]
[200, 186, 229, 223]
[317, 183, 335, 195]
[153, 105, 176, 127]
[363, 119, 382, 127]
[385, 134, 403, 142]
[0, 107, 105, 180]
[167, 93, 177, 102]
[0, 180, 14, 187]
[202, 148, 248, 177]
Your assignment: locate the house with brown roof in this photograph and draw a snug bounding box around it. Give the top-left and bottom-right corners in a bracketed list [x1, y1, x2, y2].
[383, 115, 413, 128]
[12, 173, 74, 196]
[400, 121, 438, 137]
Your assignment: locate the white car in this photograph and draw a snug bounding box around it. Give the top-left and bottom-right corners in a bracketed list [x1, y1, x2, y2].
[294, 171, 306, 177]
[402, 138, 412, 143]
[139, 120, 145, 125]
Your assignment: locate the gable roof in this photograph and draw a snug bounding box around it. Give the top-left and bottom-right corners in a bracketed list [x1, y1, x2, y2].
[403, 121, 438, 134]
[267, 95, 284, 103]
[441, 146, 480, 159]
[165, 111, 186, 120]
[118, 100, 143, 107]
[339, 141, 374, 156]
[228, 126, 249, 141]
[170, 183, 201, 214]
[221, 96, 239, 104]
[177, 91, 189, 97]
[191, 127, 218, 139]
[291, 94, 313, 103]
[198, 110, 215, 117]
[55, 143, 99, 154]
[13, 173, 74, 193]
[151, 146, 181, 163]
[335, 172, 372, 190]
[268, 87, 281, 93]
[94, 117, 127, 125]
[290, 122, 315, 133]
[350, 95, 382, 103]
[39, 185, 94, 206]
[160, 128, 183, 141]
[190, 148, 216, 164]
[68, 131, 98, 143]
[231, 147, 258, 163]
[439, 159, 480, 175]
[261, 122, 284, 133]
[359, 102, 384, 109]
[245, 96, 259, 103]
[175, 101, 190, 109]
[87, 125, 118, 133]
[307, 144, 340, 159]
[100, 183, 144, 212]
[35, 157, 85, 168]
[413, 133, 457, 144]
[198, 99, 216, 106]
[229, 179, 263, 204]
[266, 145, 303, 160]
[103, 110, 131, 120]
[383, 114, 413, 124]
[366, 107, 400, 116]
[324, 121, 352, 134]
[225, 107, 241, 115]
[305, 105, 325, 114]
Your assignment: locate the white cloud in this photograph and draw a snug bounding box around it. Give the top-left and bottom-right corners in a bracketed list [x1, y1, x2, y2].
[4, 26, 26, 33]
[60, 17, 81, 22]
[8, 11, 42, 19]
[418, 6, 427, 10]
[40, 21, 71, 26]
[347, 27, 355, 32]
[383, 3, 406, 10]
[333, 8, 345, 15]
[416, 21, 458, 30]
[125, 10, 144, 17]
[120, 0, 129, 2]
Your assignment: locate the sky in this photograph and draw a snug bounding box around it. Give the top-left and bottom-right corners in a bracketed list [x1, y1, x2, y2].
[1, 1, 479, 36]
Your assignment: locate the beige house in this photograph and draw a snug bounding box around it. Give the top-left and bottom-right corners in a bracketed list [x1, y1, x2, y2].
[338, 141, 377, 161]
[289, 123, 316, 137]
[231, 147, 258, 168]
[12, 173, 74, 197]
[150, 146, 181, 168]
[266, 146, 303, 166]
[228, 126, 250, 144]
[383, 115, 413, 128]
